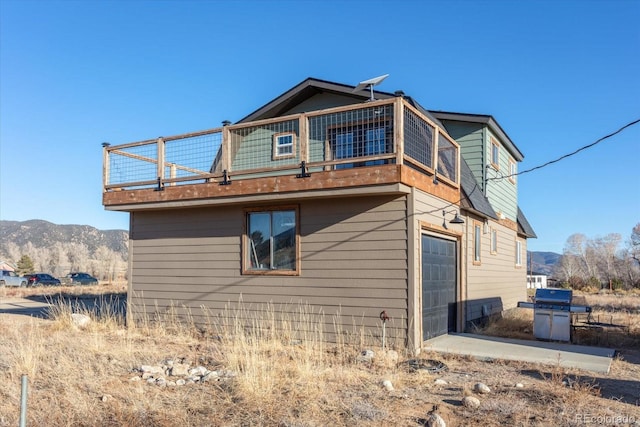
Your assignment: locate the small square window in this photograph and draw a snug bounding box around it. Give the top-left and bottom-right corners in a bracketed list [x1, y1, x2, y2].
[273, 133, 296, 159]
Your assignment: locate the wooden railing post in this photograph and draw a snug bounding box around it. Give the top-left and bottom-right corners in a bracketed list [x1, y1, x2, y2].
[394, 98, 404, 165]
[157, 137, 165, 182]
[299, 114, 308, 164]
[102, 143, 110, 191]
[221, 124, 231, 172]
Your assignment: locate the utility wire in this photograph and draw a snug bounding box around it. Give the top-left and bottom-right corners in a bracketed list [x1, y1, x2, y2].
[487, 117, 640, 181]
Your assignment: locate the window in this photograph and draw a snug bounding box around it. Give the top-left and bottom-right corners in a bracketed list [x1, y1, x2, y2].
[473, 222, 482, 264]
[330, 124, 389, 169]
[490, 228, 498, 254]
[515, 239, 523, 267]
[509, 159, 516, 183]
[245, 207, 298, 274]
[491, 138, 500, 169]
[273, 133, 296, 159]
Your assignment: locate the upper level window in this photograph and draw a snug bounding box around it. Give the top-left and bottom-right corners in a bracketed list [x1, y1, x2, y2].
[330, 124, 390, 169]
[490, 138, 500, 169]
[273, 133, 296, 159]
[245, 207, 298, 274]
[509, 159, 516, 184]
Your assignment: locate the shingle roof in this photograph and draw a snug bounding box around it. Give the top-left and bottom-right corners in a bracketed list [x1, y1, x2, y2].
[459, 158, 498, 220]
[517, 207, 537, 238]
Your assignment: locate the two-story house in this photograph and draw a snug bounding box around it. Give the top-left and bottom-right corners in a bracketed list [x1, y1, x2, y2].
[102, 77, 535, 351]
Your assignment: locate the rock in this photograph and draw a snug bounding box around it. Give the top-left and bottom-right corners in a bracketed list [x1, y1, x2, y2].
[462, 396, 480, 408]
[515, 383, 524, 388]
[434, 379, 448, 386]
[202, 371, 220, 382]
[473, 382, 491, 394]
[356, 350, 375, 363]
[382, 379, 394, 391]
[71, 313, 91, 329]
[167, 381, 176, 387]
[176, 379, 186, 386]
[188, 366, 208, 377]
[140, 365, 164, 376]
[170, 363, 190, 377]
[146, 378, 156, 384]
[426, 413, 446, 427]
[129, 376, 141, 382]
[101, 394, 112, 402]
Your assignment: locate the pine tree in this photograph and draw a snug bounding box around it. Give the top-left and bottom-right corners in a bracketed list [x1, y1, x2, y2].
[16, 255, 35, 275]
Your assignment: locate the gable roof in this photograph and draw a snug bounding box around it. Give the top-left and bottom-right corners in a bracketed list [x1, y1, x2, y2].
[517, 207, 537, 238]
[238, 77, 445, 126]
[429, 111, 524, 162]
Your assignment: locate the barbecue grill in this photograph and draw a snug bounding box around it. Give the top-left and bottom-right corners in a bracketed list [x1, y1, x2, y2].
[517, 288, 591, 342]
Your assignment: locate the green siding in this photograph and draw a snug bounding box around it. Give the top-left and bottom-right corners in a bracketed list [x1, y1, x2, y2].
[438, 121, 484, 188]
[485, 130, 518, 221]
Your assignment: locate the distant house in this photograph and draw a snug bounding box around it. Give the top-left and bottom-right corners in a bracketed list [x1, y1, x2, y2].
[0, 261, 15, 272]
[527, 273, 548, 289]
[102, 77, 536, 351]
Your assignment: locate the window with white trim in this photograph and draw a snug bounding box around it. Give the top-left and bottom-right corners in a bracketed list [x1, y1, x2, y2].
[491, 139, 500, 169]
[515, 239, 523, 267]
[490, 228, 498, 254]
[273, 133, 296, 159]
[473, 222, 481, 264]
[245, 207, 298, 274]
[509, 159, 516, 184]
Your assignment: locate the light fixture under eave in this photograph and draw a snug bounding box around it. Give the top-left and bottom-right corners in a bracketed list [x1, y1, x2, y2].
[442, 209, 465, 229]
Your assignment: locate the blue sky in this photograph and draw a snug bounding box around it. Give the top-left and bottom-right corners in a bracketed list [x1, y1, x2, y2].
[1, 0, 638, 254]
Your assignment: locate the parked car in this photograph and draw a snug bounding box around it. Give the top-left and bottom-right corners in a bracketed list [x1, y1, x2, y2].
[62, 272, 99, 286]
[0, 269, 28, 287]
[25, 273, 61, 287]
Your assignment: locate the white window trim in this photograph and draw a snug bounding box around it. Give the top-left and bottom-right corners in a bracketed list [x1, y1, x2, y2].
[272, 132, 296, 160]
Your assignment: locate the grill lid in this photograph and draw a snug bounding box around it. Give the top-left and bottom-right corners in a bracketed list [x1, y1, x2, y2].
[534, 288, 572, 305]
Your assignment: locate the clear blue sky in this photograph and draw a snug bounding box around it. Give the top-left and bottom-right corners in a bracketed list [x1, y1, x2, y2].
[1, 0, 638, 254]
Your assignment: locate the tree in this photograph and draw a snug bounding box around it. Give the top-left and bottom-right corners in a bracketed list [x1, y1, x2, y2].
[16, 255, 35, 275]
[631, 223, 640, 264]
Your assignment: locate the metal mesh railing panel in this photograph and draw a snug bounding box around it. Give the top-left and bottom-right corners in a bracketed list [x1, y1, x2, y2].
[164, 131, 222, 181]
[437, 131, 458, 182]
[229, 119, 300, 171]
[108, 143, 158, 186]
[308, 104, 394, 166]
[404, 108, 434, 169]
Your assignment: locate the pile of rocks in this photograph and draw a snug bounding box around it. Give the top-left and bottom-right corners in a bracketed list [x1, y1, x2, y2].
[130, 358, 236, 387]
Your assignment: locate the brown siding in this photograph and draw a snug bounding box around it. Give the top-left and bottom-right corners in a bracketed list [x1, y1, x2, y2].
[463, 216, 527, 324]
[129, 195, 409, 344]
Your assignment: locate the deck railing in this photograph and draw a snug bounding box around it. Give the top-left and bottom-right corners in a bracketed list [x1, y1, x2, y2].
[103, 98, 459, 191]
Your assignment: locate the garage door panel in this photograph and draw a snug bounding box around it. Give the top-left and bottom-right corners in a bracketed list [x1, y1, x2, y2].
[422, 235, 457, 341]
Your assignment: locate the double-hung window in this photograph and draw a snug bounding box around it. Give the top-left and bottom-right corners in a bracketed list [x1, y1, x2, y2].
[273, 133, 296, 159]
[245, 207, 298, 274]
[330, 124, 389, 169]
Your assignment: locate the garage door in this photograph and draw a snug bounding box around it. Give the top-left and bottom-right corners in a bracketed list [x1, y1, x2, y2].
[422, 234, 457, 340]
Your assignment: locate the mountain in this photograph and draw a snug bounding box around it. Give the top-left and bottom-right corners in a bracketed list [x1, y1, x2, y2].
[527, 251, 561, 276]
[0, 220, 128, 255]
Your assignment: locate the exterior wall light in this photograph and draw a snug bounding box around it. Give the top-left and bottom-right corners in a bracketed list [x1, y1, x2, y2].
[442, 209, 464, 229]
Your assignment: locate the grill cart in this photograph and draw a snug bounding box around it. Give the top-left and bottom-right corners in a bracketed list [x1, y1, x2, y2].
[518, 288, 591, 342]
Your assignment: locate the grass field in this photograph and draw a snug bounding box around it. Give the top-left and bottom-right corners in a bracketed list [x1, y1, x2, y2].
[0, 284, 638, 426]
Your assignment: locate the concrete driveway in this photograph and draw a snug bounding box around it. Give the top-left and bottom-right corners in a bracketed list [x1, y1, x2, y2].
[425, 333, 615, 374]
[0, 296, 51, 319]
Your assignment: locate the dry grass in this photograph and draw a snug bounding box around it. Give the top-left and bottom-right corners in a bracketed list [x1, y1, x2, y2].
[0, 286, 639, 426]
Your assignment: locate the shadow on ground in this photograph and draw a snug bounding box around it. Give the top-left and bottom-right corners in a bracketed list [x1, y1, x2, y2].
[0, 291, 127, 320]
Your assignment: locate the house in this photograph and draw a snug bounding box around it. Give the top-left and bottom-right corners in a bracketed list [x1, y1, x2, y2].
[527, 273, 548, 289]
[102, 77, 536, 351]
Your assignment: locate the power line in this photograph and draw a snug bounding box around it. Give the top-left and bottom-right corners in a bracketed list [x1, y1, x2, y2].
[487, 118, 640, 181]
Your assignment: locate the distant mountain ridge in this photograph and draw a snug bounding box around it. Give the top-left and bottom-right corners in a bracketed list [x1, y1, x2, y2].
[0, 219, 128, 255]
[528, 251, 561, 276]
